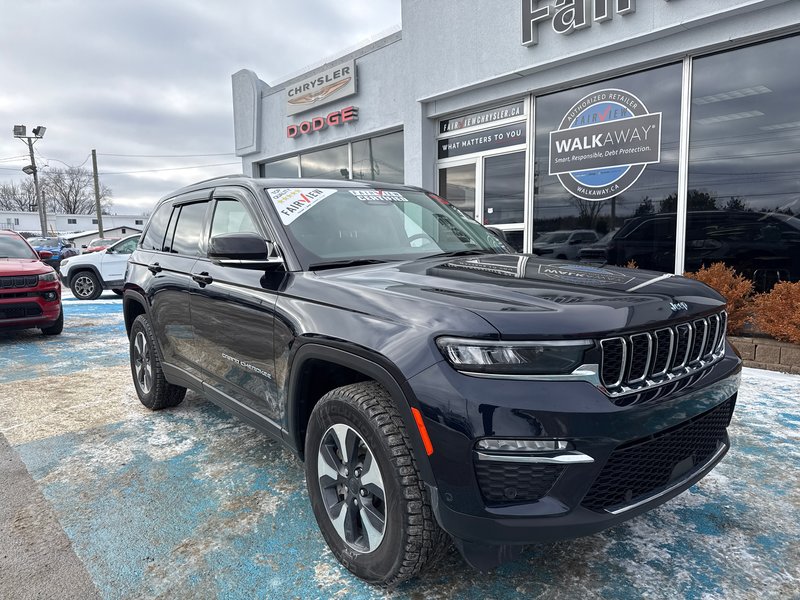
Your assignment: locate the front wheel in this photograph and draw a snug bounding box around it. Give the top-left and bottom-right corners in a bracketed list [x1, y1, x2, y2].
[41, 307, 63, 335]
[129, 314, 186, 410]
[305, 382, 448, 586]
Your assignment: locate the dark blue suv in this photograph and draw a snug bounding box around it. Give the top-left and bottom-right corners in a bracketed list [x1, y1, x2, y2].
[123, 177, 741, 585]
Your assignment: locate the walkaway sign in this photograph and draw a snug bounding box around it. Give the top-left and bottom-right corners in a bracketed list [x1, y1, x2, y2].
[549, 88, 661, 201]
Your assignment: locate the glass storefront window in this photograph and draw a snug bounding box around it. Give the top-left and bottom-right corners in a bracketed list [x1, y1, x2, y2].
[483, 152, 525, 225]
[300, 145, 350, 179]
[438, 164, 476, 215]
[352, 130, 404, 184]
[533, 63, 682, 270]
[262, 156, 299, 178]
[688, 35, 800, 290]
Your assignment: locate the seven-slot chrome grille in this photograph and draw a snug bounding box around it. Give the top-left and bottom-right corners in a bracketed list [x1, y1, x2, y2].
[600, 311, 727, 397]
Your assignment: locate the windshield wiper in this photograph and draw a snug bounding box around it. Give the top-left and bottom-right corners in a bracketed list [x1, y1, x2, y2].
[308, 259, 389, 272]
[423, 249, 488, 259]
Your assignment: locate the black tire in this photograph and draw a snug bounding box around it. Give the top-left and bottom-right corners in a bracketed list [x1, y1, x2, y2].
[70, 270, 102, 300]
[112, 289, 123, 296]
[129, 314, 186, 410]
[41, 306, 64, 336]
[305, 381, 448, 586]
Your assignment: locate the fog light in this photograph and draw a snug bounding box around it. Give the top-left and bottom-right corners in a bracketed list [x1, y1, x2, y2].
[43, 291, 57, 301]
[476, 439, 569, 452]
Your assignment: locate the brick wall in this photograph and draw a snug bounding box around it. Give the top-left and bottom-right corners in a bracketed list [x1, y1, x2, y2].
[728, 336, 800, 374]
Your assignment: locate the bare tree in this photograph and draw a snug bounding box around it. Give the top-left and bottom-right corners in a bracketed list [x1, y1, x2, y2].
[41, 167, 113, 214]
[0, 180, 38, 211]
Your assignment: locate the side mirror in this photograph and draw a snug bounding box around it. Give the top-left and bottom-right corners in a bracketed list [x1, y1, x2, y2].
[209, 232, 283, 268]
[485, 226, 508, 243]
[38, 250, 53, 260]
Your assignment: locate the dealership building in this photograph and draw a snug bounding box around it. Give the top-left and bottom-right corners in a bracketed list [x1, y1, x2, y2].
[232, 0, 800, 289]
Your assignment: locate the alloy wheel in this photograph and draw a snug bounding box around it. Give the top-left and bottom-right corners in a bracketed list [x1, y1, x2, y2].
[317, 423, 387, 553]
[133, 331, 153, 395]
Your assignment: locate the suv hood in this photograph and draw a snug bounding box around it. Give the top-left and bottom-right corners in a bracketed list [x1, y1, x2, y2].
[0, 258, 50, 276]
[313, 254, 725, 338]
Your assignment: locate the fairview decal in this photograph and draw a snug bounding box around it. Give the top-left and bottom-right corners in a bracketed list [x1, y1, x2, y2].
[548, 88, 661, 201]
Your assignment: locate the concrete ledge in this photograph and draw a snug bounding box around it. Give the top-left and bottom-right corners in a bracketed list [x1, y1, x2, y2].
[729, 335, 800, 374]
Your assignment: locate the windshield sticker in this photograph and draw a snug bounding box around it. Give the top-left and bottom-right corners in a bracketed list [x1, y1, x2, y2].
[537, 263, 635, 286]
[267, 188, 337, 225]
[349, 190, 407, 204]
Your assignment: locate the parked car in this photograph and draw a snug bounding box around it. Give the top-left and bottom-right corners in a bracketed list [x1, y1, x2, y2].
[82, 237, 120, 254]
[532, 229, 600, 260]
[578, 229, 619, 263]
[60, 234, 140, 300]
[26, 236, 78, 269]
[123, 177, 741, 585]
[0, 230, 63, 335]
[591, 211, 800, 290]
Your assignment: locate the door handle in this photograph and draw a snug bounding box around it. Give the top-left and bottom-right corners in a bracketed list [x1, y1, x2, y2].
[192, 271, 213, 285]
[148, 262, 162, 274]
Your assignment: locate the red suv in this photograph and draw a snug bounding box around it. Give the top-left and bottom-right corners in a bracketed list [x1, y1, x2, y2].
[0, 230, 63, 335]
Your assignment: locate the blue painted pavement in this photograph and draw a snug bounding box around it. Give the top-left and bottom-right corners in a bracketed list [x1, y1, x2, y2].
[0, 294, 798, 599]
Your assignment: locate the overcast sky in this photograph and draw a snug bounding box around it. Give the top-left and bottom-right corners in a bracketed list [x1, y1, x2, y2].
[0, 0, 401, 215]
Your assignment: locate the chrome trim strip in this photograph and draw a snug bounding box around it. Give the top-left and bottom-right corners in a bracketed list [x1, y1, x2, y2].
[626, 273, 674, 292]
[673, 323, 692, 371]
[692, 319, 708, 363]
[605, 442, 728, 515]
[475, 451, 595, 465]
[463, 364, 601, 386]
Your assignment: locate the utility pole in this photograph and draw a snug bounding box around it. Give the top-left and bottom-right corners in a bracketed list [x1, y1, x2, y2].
[91, 149, 104, 237]
[13, 125, 47, 236]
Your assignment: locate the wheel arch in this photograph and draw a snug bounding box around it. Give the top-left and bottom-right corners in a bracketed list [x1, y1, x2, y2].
[287, 342, 436, 486]
[123, 290, 149, 337]
[67, 264, 104, 287]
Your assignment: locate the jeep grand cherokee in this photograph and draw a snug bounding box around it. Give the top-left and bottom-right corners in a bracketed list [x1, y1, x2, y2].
[123, 177, 741, 585]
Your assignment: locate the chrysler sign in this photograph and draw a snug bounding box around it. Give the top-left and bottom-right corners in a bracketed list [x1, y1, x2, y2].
[548, 88, 661, 201]
[285, 60, 357, 116]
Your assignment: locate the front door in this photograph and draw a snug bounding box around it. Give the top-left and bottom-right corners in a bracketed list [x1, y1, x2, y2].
[190, 187, 282, 427]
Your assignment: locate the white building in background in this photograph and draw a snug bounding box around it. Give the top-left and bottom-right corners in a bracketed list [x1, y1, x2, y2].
[0, 211, 148, 235]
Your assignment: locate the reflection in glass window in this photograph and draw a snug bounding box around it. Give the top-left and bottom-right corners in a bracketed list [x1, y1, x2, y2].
[262, 156, 299, 178]
[352, 131, 404, 183]
[484, 152, 525, 225]
[439, 164, 476, 216]
[533, 63, 682, 271]
[300, 145, 349, 179]
[141, 202, 173, 251]
[688, 35, 800, 290]
[211, 200, 256, 238]
[170, 202, 209, 256]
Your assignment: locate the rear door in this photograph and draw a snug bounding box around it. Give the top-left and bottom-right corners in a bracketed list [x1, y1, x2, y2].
[190, 186, 283, 429]
[140, 192, 211, 379]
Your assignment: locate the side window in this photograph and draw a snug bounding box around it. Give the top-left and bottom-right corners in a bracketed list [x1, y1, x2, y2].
[170, 202, 209, 256]
[140, 202, 173, 251]
[210, 199, 257, 238]
[113, 237, 139, 254]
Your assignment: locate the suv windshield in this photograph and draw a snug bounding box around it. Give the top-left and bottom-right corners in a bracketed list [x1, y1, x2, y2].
[265, 187, 510, 268]
[0, 236, 38, 259]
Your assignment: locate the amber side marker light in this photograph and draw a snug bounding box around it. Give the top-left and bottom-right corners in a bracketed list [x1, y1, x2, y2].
[411, 407, 434, 456]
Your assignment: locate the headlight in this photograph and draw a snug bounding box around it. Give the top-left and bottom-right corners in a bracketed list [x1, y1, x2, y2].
[60, 258, 70, 267]
[436, 337, 593, 375]
[39, 270, 59, 282]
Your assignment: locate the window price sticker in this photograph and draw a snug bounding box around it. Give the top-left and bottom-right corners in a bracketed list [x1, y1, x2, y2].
[267, 188, 337, 225]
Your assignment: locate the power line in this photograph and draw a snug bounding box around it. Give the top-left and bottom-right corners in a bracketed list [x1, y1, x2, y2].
[99, 162, 241, 175]
[98, 152, 235, 158]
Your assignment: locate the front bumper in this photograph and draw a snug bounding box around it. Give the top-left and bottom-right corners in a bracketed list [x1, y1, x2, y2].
[407, 347, 741, 549]
[0, 282, 62, 329]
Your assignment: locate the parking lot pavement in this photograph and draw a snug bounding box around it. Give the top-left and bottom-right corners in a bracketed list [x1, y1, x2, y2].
[0, 292, 798, 600]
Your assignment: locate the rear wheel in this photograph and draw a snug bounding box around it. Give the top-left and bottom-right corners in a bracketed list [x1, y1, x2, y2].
[305, 381, 448, 586]
[70, 271, 102, 300]
[129, 314, 185, 410]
